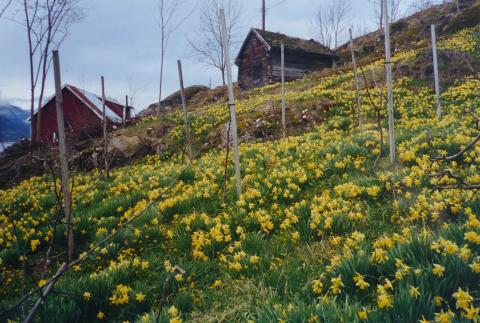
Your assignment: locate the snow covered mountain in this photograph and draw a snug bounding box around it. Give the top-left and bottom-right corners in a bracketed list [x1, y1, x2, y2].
[0, 103, 30, 142]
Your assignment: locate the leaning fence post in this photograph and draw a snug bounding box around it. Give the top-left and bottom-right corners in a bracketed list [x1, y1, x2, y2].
[52, 50, 74, 261]
[124, 94, 128, 126]
[177, 60, 193, 160]
[220, 8, 242, 197]
[349, 28, 362, 130]
[431, 24, 442, 119]
[383, 0, 396, 166]
[281, 42, 286, 137]
[23, 263, 67, 323]
[371, 66, 377, 86]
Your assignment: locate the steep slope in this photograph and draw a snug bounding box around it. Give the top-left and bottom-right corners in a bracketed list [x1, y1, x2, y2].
[0, 24, 479, 323]
[336, 0, 480, 62]
[0, 103, 29, 142]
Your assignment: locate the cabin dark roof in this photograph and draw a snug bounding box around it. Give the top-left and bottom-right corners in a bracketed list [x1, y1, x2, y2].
[235, 28, 337, 63]
[254, 29, 335, 55]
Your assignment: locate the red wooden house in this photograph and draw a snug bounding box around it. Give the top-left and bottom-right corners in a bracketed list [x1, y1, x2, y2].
[31, 84, 133, 144]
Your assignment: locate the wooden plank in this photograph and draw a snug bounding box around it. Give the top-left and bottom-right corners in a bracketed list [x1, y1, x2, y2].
[24, 263, 67, 323]
[101, 76, 109, 178]
[383, 0, 396, 165]
[124, 94, 128, 126]
[431, 24, 442, 119]
[349, 28, 362, 129]
[220, 8, 242, 197]
[262, 0, 266, 30]
[371, 66, 377, 86]
[177, 59, 193, 160]
[52, 50, 74, 261]
[281, 42, 286, 136]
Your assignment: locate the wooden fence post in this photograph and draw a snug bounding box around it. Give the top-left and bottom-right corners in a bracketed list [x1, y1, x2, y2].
[52, 50, 74, 261]
[431, 24, 442, 119]
[371, 66, 377, 86]
[383, 0, 396, 166]
[220, 8, 242, 197]
[349, 28, 362, 130]
[262, 0, 266, 30]
[124, 94, 128, 126]
[101, 76, 109, 178]
[177, 60, 193, 160]
[281, 42, 286, 137]
[24, 263, 67, 323]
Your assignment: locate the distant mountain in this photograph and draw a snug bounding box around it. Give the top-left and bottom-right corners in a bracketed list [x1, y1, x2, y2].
[0, 103, 30, 142]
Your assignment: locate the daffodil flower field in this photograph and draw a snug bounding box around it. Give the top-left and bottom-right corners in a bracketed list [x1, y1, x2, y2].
[1, 26, 480, 322]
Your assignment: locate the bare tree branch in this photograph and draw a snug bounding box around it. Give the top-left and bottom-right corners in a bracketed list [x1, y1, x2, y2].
[17, 0, 84, 143]
[311, 0, 350, 50]
[409, 0, 436, 12]
[188, 0, 243, 86]
[433, 134, 480, 162]
[0, 0, 13, 18]
[430, 169, 480, 190]
[154, 0, 195, 116]
[126, 75, 146, 109]
[369, 0, 402, 31]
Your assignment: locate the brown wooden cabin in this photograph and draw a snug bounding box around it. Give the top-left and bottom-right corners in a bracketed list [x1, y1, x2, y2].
[235, 28, 338, 89]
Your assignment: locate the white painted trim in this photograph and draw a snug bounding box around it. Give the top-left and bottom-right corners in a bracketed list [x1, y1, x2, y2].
[66, 85, 104, 121]
[252, 29, 271, 51]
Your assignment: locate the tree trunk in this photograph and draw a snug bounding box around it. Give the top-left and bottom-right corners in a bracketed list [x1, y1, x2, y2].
[52, 50, 74, 261]
[220, 9, 242, 197]
[262, 0, 266, 30]
[36, 48, 50, 142]
[24, 0, 35, 143]
[177, 60, 193, 160]
[157, 27, 165, 117]
[379, 0, 384, 32]
[383, 0, 396, 165]
[36, 2, 53, 143]
[281, 42, 286, 136]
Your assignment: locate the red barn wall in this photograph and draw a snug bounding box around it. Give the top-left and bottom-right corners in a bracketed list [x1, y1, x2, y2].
[32, 88, 103, 145]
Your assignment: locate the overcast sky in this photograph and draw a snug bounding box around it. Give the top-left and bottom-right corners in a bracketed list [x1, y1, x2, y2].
[0, 0, 427, 112]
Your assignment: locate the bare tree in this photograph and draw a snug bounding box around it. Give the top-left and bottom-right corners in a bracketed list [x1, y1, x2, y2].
[311, 0, 350, 49]
[0, 0, 13, 18]
[370, 0, 402, 31]
[409, 0, 436, 12]
[352, 21, 374, 38]
[188, 0, 243, 86]
[126, 75, 146, 109]
[154, 0, 194, 116]
[18, 0, 83, 142]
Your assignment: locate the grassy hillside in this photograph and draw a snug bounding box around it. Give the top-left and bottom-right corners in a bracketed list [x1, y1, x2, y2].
[1, 25, 480, 323]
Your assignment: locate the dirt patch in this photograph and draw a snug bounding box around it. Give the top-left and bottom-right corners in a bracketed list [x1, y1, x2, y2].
[0, 141, 50, 189]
